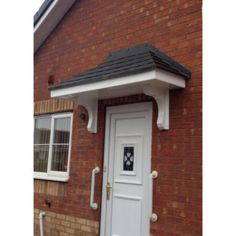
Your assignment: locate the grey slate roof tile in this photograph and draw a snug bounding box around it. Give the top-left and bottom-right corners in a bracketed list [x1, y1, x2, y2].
[50, 43, 191, 90]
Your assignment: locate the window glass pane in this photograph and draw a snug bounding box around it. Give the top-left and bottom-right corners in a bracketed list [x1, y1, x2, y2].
[53, 117, 71, 144]
[34, 145, 49, 172]
[51, 145, 69, 172]
[34, 117, 51, 144]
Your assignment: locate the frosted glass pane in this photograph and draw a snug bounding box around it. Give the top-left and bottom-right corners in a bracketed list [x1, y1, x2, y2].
[51, 145, 69, 172]
[34, 145, 49, 172]
[53, 117, 71, 144]
[34, 117, 51, 144]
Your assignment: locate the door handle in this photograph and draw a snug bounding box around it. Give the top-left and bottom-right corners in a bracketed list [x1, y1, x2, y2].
[106, 181, 112, 200]
[90, 167, 100, 210]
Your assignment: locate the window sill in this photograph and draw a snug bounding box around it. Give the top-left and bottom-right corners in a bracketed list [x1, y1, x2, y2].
[34, 172, 69, 182]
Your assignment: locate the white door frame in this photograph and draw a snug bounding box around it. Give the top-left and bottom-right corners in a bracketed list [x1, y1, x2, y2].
[100, 102, 153, 236]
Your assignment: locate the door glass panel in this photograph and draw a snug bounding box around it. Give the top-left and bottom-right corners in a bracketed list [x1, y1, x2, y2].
[123, 146, 134, 171]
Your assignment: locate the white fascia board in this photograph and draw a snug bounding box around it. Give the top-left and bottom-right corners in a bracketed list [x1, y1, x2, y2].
[51, 69, 186, 98]
[34, 0, 59, 32]
[155, 69, 186, 88]
[34, 0, 76, 53]
[51, 70, 157, 98]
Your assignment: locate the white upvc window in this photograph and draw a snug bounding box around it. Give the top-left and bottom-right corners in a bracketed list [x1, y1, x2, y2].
[34, 113, 73, 182]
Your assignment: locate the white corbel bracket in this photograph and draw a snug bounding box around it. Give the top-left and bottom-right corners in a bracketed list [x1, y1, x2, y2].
[71, 84, 169, 133]
[143, 85, 169, 130]
[82, 99, 98, 133]
[63, 84, 169, 133]
[72, 94, 98, 133]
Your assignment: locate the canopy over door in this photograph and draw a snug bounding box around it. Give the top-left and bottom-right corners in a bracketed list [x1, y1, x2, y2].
[50, 43, 191, 133]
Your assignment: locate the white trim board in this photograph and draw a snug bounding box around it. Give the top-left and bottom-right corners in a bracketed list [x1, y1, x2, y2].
[51, 69, 185, 98]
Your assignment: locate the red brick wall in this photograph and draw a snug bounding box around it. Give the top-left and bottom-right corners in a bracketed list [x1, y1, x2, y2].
[34, 0, 202, 235]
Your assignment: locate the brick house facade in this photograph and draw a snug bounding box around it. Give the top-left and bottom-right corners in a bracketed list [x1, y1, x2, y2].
[34, 0, 202, 236]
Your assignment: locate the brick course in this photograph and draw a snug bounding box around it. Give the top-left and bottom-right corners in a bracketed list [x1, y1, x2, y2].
[34, 209, 99, 236]
[34, 99, 74, 115]
[34, 0, 202, 235]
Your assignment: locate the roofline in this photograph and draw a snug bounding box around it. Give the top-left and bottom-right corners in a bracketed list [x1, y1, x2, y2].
[34, 0, 76, 53]
[34, 0, 54, 26]
[50, 69, 186, 97]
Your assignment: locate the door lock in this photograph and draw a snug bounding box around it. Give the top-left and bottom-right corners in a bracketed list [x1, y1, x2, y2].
[106, 181, 112, 200]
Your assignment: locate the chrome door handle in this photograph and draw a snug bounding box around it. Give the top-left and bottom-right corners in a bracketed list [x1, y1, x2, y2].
[106, 181, 112, 200]
[150, 170, 158, 222]
[90, 167, 100, 210]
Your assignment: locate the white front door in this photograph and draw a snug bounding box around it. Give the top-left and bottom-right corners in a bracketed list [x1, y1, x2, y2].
[100, 102, 152, 236]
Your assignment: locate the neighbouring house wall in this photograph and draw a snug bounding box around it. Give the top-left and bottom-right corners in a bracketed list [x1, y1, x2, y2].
[34, 0, 202, 235]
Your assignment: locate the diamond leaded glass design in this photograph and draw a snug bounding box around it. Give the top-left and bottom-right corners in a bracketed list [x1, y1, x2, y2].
[123, 146, 134, 171]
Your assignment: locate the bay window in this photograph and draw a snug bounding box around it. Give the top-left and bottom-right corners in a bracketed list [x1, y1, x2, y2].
[34, 113, 72, 181]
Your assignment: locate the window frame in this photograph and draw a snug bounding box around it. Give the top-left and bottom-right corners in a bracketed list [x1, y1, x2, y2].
[34, 112, 73, 182]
